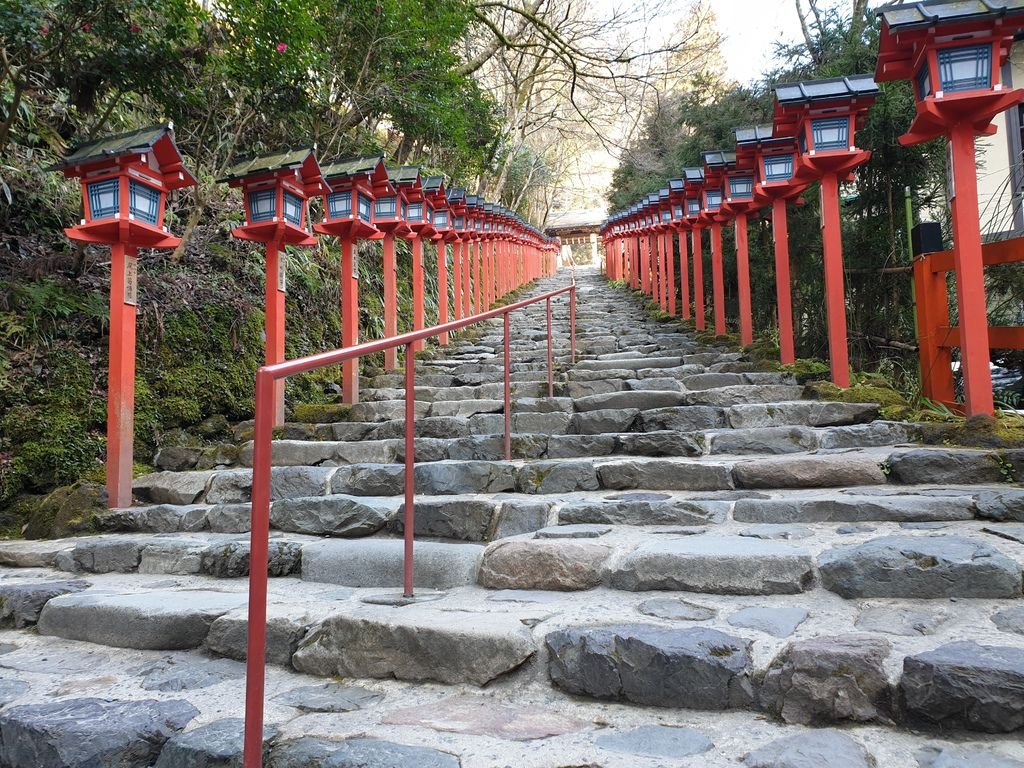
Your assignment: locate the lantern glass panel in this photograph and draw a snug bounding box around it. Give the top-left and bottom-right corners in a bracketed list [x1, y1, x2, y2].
[248, 189, 276, 222]
[937, 44, 991, 93]
[374, 196, 397, 218]
[916, 64, 932, 99]
[455, 215, 465, 229]
[357, 193, 372, 223]
[673, 204, 684, 218]
[88, 178, 121, 220]
[129, 179, 160, 225]
[763, 153, 794, 182]
[704, 189, 722, 211]
[283, 191, 303, 226]
[811, 117, 849, 151]
[407, 202, 423, 221]
[729, 176, 754, 199]
[328, 190, 353, 219]
[401, 199, 408, 219]
[687, 199, 700, 215]
[661, 210, 671, 222]
[434, 210, 449, 227]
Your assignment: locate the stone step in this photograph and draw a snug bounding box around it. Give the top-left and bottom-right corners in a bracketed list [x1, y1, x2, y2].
[133, 448, 1024, 508]
[1, 560, 1023, 760]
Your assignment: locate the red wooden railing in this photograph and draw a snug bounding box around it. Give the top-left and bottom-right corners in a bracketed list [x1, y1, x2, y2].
[242, 282, 576, 767]
[915, 236, 1024, 412]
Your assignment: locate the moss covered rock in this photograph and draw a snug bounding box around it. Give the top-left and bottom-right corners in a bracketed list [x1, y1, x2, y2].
[291, 403, 352, 424]
[24, 481, 106, 539]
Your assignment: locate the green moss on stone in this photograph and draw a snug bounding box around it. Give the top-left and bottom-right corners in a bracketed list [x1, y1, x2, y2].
[292, 403, 352, 424]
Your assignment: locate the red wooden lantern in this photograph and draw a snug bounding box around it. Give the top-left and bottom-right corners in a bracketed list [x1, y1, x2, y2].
[51, 122, 196, 509]
[447, 188, 471, 319]
[702, 150, 735, 337]
[722, 147, 761, 346]
[876, 0, 1024, 415]
[391, 167, 431, 353]
[683, 166, 707, 330]
[315, 155, 387, 404]
[773, 75, 878, 386]
[668, 177, 689, 319]
[220, 148, 324, 424]
[735, 124, 807, 364]
[465, 196, 484, 313]
[423, 175, 452, 343]
[376, 167, 413, 369]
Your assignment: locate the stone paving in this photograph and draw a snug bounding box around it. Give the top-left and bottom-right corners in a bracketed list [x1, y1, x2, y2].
[0, 267, 1021, 766]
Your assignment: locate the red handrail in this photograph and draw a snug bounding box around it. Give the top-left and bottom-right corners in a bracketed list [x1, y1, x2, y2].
[243, 282, 576, 768]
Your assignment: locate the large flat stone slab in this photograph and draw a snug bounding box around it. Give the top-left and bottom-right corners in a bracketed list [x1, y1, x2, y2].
[819, 535, 1022, 599]
[546, 624, 754, 709]
[574, 390, 687, 412]
[37, 590, 246, 649]
[478, 539, 611, 590]
[558, 497, 729, 526]
[901, 641, 1024, 732]
[744, 730, 876, 768]
[301, 539, 482, 589]
[270, 495, 394, 537]
[734, 454, 888, 489]
[727, 401, 879, 429]
[734, 495, 975, 524]
[382, 695, 587, 741]
[606, 536, 815, 595]
[268, 737, 460, 768]
[889, 448, 1005, 484]
[597, 459, 734, 491]
[155, 718, 275, 768]
[0, 698, 197, 768]
[292, 607, 535, 685]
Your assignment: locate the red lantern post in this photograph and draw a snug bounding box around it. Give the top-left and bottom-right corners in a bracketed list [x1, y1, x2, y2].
[375, 168, 413, 370]
[701, 152, 732, 337]
[875, 0, 1024, 415]
[424, 176, 452, 344]
[736, 125, 808, 365]
[721, 148, 761, 346]
[668, 178, 689, 318]
[314, 156, 387, 403]
[220, 148, 325, 424]
[52, 123, 196, 509]
[393, 167, 431, 354]
[774, 75, 879, 387]
[683, 168, 707, 330]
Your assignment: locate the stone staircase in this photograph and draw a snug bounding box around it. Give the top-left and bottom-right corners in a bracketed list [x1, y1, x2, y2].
[0, 268, 1021, 767]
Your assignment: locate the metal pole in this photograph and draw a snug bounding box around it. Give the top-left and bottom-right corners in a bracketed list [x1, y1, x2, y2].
[503, 313, 512, 461]
[570, 287, 577, 363]
[546, 297, 554, 398]
[403, 341, 416, 597]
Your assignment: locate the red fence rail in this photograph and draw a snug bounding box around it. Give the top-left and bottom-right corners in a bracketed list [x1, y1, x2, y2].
[242, 282, 577, 767]
[915, 236, 1024, 411]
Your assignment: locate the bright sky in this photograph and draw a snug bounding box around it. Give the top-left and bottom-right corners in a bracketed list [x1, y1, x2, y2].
[708, 0, 803, 84]
[707, 0, 889, 85]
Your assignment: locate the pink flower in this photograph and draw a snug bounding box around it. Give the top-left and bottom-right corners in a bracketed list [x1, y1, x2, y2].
[129, 23, 140, 33]
[40, 24, 49, 35]
[276, 42, 288, 53]
[81, 22, 91, 31]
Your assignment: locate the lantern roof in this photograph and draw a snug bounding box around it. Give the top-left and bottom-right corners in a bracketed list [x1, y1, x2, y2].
[219, 147, 321, 189]
[775, 75, 879, 107]
[683, 167, 705, 184]
[668, 178, 685, 193]
[388, 165, 421, 187]
[876, 0, 1024, 31]
[448, 187, 466, 204]
[321, 154, 386, 184]
[422, 175, 446, 194]
[702, 150, 736, 168]
[52, 122, 196, 189]
[734, 124, 775, 144]
[659, 188, 670, 201]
